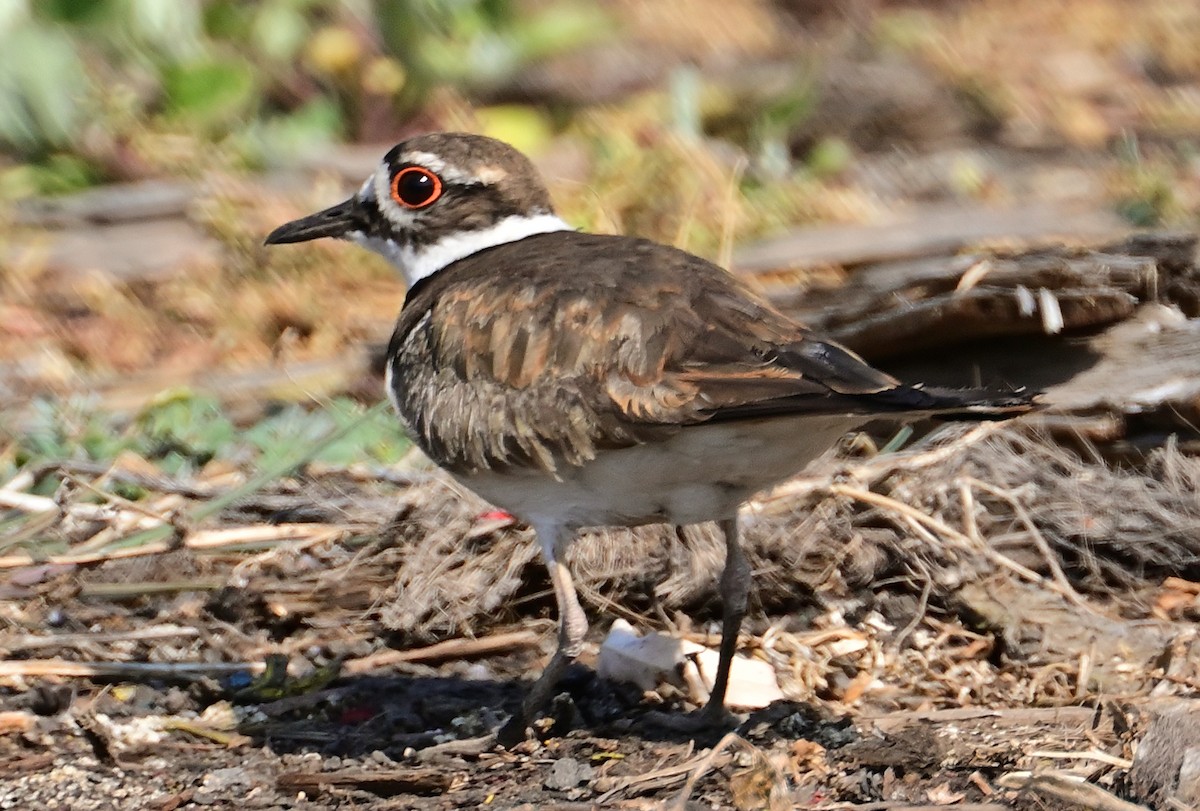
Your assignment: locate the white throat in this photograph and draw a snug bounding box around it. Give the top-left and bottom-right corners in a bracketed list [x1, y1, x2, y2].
[354, 213, 573, 288]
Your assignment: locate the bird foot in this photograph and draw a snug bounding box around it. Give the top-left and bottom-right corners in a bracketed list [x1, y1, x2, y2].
[639, 704, 740, 737]
[495, 714, 531, 748]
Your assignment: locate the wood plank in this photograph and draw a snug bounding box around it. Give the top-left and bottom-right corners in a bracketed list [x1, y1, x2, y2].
[276, 768, 455, 796]
[14, 180, 197, 227]
[733, 201, 1129, 273]
[1046, 305, 1200, 414]
[848, 704, 1122, 771]
[4, 219, 220, 282]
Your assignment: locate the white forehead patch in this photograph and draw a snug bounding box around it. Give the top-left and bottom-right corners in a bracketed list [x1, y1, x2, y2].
[401, 150, 449, 176]
[370, 163, 416, 230]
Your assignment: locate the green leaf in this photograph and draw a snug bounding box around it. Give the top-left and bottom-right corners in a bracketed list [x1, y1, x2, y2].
[806, 137, 853, 179]
[126, 0, 204, 60]
[252, 2, 309, 61]
[0, 153, 99, 197]
[474, 105, 552, 156]
[509, 3, 610, 61]
[236, 98, 343, 169]
[163, 58, 257, 128]
[135, 392, 237, 471]
[244, 399, 409, 468]
[202, 0, 248, 39]
[0, 23, 86, 153]
[35, 0, 115, 24]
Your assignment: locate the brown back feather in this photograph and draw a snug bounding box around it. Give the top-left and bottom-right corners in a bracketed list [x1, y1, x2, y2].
[388, 231, 905, 474]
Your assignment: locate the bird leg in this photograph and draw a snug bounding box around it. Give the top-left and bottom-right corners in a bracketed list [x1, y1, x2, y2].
[642, 517, 748, 733]
[496, 523, 587, 747]
[700, 516, 750, 722]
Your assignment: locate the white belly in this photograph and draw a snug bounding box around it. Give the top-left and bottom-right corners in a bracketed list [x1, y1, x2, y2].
[456, 414, 862, 529]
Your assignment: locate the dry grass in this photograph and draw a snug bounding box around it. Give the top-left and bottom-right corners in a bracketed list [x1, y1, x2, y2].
[5, 420, 1200, 808]
[347, 423, 1200, 718]
[915, 0, 1200, 146]
[369, 423, 1200, 646]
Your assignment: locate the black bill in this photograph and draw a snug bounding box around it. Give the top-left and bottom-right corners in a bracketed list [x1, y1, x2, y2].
[264, 196, 363, 245]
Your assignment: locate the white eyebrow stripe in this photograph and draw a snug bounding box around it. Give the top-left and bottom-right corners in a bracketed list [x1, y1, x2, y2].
[401, 151, 445, 172]
[400, 150, 487, 185]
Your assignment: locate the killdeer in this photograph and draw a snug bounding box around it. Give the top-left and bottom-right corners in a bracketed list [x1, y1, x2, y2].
[266, 132, 1032, 745]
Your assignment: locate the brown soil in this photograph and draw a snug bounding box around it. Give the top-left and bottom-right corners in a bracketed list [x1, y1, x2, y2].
[3, 425, 1199, 809]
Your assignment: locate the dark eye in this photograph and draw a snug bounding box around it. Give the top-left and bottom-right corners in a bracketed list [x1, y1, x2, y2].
[390, 166, 443, 209]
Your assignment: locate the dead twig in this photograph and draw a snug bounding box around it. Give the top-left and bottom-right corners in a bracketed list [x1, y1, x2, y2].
[665, 732, 742, 811]
[343, 629, 542, 675]
[0, 523, 356, 569]
[892, 560, 933, 650]
[964, 476, 1088, 609]
[827, 483, 974, 546]
[0, 489, 129, 524]
[161, 719, 251, 748]
[60, 470, 178, 529]
[40, 459, 217, 499]
[0, 710, 36, 735]
[0, 659, 263, 680]
[998, 771, 1150, 811]
[6, 624, 201, 652]
[666, 732, 788, 811]
[816, 804, 1008, 810]
[1027, 749, 1134, 769]
[79, 579, 226, 599]
[277, 768, 456, 797]
[594, 741, 729, 805]
[752, 423, 1003, 508]
[829, 482, 1084, 604]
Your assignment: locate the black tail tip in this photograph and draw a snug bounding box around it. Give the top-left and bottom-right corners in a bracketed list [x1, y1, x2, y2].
[915, 384, 1040, 420]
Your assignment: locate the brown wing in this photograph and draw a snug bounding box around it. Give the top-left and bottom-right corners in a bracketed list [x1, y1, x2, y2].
[390, 231, 917, 474]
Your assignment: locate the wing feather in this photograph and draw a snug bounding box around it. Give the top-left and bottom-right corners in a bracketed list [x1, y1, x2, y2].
[389, 231, 1015, 475]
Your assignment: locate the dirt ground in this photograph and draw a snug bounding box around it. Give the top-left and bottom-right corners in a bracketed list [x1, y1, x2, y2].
[3, 422, 1200, 810]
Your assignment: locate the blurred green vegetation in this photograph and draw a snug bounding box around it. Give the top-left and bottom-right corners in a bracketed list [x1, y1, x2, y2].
[1112, 135, 1186, 228]
[0, 393, 407, 558]
[0, 0, 848, 217]
[3, 0, 1200, 224]
[6, 392, 411, 491]
[4, 0, 1200, 412]
[0, 0, 610, 196]
[0, 0, 878, 279]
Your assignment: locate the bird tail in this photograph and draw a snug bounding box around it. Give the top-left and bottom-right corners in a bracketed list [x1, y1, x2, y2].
[868, 384, 1038, 420]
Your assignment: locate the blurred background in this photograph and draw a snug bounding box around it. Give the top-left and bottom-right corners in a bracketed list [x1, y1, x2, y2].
[2, 0, 1200, 471]
[8, 6, 1200, 805]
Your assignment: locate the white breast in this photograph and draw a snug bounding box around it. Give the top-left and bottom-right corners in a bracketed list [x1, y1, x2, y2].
[456, 414, 863, 530]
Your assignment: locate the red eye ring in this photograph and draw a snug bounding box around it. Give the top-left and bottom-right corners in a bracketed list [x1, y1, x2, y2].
[390, 167, 443, 209]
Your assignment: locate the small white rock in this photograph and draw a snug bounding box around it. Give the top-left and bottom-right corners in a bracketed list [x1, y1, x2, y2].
[692, 649, 784, 709]
[598, 619, 784, 709]
[597, 619, 703, 691]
